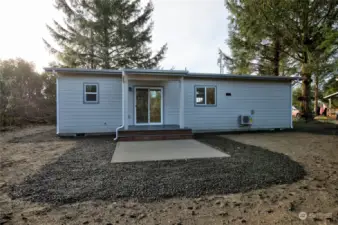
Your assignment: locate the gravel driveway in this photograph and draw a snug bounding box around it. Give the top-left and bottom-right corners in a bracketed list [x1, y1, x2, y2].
[9, 134, 305, 205]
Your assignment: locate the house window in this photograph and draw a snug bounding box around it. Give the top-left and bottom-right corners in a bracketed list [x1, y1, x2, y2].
[195, 86, 216, 106]
[84, 83, 99, 103]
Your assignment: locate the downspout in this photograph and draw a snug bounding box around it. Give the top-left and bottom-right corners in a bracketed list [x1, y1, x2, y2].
[114, 70, 125, 141]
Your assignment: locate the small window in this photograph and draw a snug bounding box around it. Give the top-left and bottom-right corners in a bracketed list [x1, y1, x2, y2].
[84, 83, 99, 103]
[195, 86, 216, 106]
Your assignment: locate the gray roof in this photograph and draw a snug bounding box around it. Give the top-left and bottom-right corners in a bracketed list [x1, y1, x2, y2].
[44, 67, 121, 75]
[44, 67, 301, 82]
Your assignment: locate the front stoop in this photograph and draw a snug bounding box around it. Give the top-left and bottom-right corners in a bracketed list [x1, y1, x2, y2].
[118, 129, 193, 141]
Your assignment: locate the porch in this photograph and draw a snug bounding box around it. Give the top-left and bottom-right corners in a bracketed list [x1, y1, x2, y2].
[121, 69, 185, 130]
[122, 124, 189, 130]
[118, 69, 188, 141]
[119, 125, 193, 141]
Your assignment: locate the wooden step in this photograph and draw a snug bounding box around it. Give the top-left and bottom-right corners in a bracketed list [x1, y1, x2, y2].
[118, 128, 193, 141]
[119, 133, 193, 141]
[119, 129, 192, 136]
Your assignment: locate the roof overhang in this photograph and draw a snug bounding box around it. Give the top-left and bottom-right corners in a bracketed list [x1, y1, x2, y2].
[44, 67, 301, 82]
[123, 68, 187, 76]
[44, 67, 122, 75]
[187, 72, 301, 82]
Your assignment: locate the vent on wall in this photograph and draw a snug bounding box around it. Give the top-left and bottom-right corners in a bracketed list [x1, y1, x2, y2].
[240, 115, 252, 125]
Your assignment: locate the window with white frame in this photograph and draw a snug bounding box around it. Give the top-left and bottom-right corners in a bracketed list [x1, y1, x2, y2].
[195, 86, 216, 106]
[84, 83, 99, 103]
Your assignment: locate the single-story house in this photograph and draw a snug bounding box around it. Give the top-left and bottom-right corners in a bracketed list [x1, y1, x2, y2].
[45, 68, 300, 140]
[323, 91, 338, 118]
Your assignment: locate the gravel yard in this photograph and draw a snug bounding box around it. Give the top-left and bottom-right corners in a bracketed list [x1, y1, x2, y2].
[8, 131, 304, 205]
[1, 124, 337, 225]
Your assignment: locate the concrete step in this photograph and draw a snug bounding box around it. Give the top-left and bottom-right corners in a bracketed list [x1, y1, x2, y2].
[118, 134, 193, 142]
[119, 129, 192, 136]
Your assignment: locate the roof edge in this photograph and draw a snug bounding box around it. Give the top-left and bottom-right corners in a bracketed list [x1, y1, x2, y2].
[44, 67, 301, 81]
[44, 67, 122, 75]
[123, 68, 188, 75]
[188, 73, 301, 81]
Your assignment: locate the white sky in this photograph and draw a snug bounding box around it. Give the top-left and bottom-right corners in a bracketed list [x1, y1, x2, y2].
[0, 0, 230, 73]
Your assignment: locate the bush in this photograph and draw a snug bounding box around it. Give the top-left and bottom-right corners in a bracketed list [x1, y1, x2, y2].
[0, 58, 56, 127]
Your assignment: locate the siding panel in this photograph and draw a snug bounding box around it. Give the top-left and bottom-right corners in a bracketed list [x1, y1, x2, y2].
[58, 75, 122, 134]
[184, 79, 291, 131]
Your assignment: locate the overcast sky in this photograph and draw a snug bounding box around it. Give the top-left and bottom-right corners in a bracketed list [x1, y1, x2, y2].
[0, 0, 230, 73]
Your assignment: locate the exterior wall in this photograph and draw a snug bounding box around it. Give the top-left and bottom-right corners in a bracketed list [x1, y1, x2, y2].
[128, 80, 180, 125]
[57, 74, 122, 134]
[183, 78, 292, 131]
[57, 74, 292, 134]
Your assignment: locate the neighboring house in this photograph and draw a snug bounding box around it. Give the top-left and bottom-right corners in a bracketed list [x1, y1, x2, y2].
[323, 91, 338, 118]
[44, 68, 299, 139]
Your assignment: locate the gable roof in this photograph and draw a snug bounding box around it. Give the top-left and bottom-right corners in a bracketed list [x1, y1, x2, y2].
[44, 67, 301, 82]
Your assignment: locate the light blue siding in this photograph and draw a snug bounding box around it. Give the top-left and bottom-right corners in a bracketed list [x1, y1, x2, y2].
[184, 78, 292, 131]
[58, 75, 122, 134]
[57, 75, 291, 134]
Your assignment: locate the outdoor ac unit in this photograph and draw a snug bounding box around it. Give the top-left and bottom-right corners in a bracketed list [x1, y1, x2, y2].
[240, 115, 252, 125]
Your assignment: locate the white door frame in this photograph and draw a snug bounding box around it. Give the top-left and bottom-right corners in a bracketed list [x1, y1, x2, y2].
[134, 87, 163, 125]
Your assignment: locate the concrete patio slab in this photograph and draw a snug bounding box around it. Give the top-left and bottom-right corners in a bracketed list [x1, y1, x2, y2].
[111, 139, 230, 163]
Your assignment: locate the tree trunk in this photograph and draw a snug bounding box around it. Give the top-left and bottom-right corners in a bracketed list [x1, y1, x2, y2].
[273, 38, 281, 76]
[301, 63, 312, 121]
[103, 16, 110, 69]
[314, 74, 319, 115]
[90, 29, 95, 69]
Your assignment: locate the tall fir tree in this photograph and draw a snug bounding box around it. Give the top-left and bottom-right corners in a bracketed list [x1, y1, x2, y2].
[224, 0, 290, 76]
[279, 0, 338, 119]
[224, 0, 338, 118]
[44, 0, 167, 69]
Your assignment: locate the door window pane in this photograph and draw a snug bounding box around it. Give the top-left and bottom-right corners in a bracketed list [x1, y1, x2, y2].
[136, 89, 148, 123]
[149, 89, 161, 123]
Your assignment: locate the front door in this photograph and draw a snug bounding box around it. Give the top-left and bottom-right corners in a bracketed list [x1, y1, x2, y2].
[135, 87, 163, 125]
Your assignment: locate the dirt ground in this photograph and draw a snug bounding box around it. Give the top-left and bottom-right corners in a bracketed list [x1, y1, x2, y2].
[1, 125, 337, 225]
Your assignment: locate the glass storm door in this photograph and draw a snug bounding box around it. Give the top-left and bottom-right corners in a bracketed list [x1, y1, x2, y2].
[135, 87, 163, 125]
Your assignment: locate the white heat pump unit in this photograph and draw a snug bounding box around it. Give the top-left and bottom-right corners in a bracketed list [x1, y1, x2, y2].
[240, 115, 252, 125]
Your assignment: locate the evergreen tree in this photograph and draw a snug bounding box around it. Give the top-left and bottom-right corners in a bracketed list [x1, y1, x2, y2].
[224, 0, 290, 76]
[279, 0, 338, 119]
[224, 0, 338, 119]
[44, 0, 167, 69]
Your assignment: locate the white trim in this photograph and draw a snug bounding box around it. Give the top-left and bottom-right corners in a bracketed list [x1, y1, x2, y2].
[55, 72, 60, 135]
[134, 87, 164, 125]
[179, 77, 184, 128]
